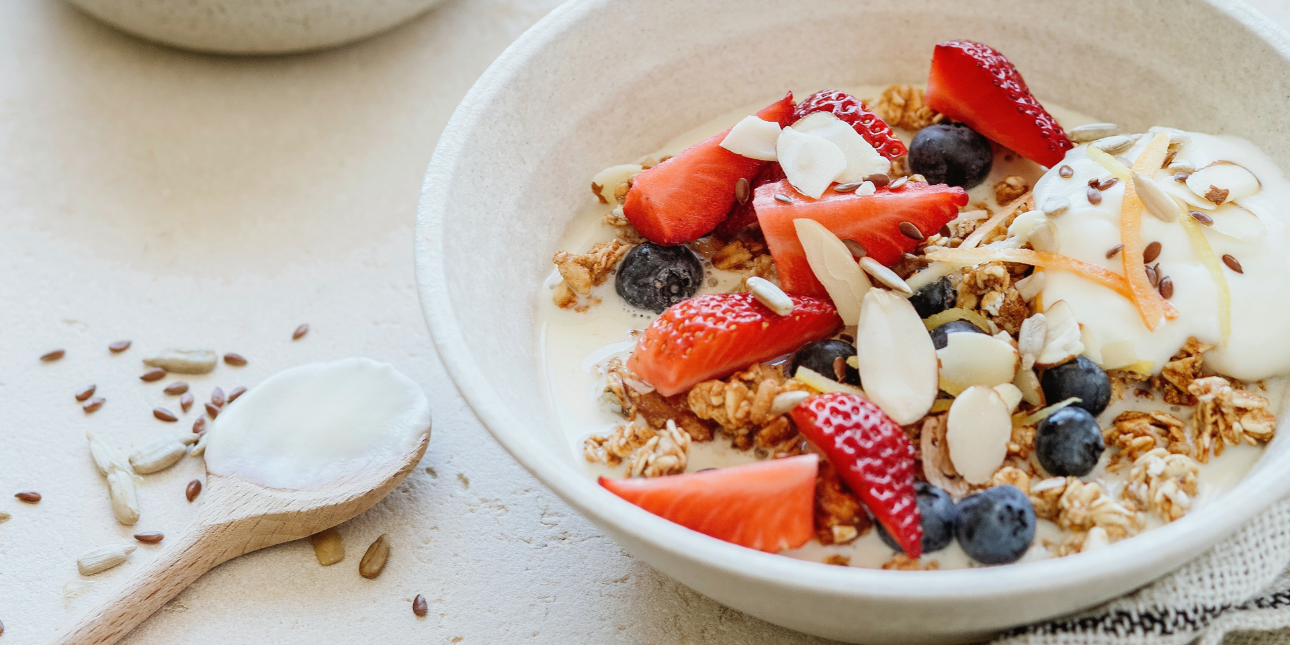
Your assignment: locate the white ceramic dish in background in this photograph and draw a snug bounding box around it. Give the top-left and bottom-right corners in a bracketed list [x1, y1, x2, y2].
[416, 1, 1290, 642]
[65, 0, 445, 55]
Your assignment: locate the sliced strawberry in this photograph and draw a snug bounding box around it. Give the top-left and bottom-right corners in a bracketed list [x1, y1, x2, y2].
[790, 393, 923, 558]
[624, 94, 795, 245]
[599, 454, 819, 552]
[793, 90, 906, 160]
[926, 40, 1073, 167]
[755, 180, 968, 297]
[627, 292, 841, 397]
[713, 162, 785, 239]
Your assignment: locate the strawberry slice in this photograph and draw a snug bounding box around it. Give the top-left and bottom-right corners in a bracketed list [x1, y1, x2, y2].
[926, 40, 1073, 167]
[624, 93, 795, 245]
[599, 454, 819, 552]
[790, 393, 923, 558]
[755, 180, 968, 297]
[627, 292, 841, 397]
[713, 162, 785, 239]
[793, 90, 906, 160]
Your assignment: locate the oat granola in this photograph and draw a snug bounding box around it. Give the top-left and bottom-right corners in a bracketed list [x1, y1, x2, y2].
[1190, 376, 1277, 462]
[1126, 448, 1200, 523]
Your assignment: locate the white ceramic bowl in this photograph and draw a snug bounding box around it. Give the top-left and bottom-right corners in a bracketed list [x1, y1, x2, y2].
[416, 1, 1290, 642]
[66, 0, 444, 55]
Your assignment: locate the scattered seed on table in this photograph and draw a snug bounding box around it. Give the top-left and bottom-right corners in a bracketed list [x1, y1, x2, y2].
[223, 353, 247, 366]
[15, 491, 40, 503]
[1222, 254, 1244, 274]
[412, 594, 428, 617]
[1158, 275, 1174, 299]
[75, 385, 97, 402]
[134, 531, 164, 544]
[211, 387, 226, 407]
[898, 221, 924, 241]
[293, 323, 310, 340]
[193, 417, 207, 434]
[140, 368, 166, 382]
[153, 408, 178, 422]
[228, 386, 246, 403]
[83, 397, 105, 413]
[1143, 241, 1162, 264]
[41, 349, 65, 362]
[164, 382, 189, 395]
[359, 534, 390, 579]
[185, 480, 202, 502]
[1106, 244, 1124, 259]
[205, 402, 220, 419]
[1190, 210, 1213, 226]
[310, 528, 344, 565]
[180, 392, 194, 413]
[109, 340, 132, 353]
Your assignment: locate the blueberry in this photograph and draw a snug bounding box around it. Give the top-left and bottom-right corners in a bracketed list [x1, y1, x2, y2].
[955, 485, 1036, 565]
[615, 242, 704, 313]
[789, 339, 860, 386]
[908, 276, 956, 319]
[1035, 406, 1105, 477]
[929, 320, 986, 350]
[1040, 356, 1112, 416]
[908, 123, 994, 189]
[878, 482, 957, 555]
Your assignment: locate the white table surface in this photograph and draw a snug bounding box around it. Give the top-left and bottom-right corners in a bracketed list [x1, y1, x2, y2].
[0, 1, 1285, 644]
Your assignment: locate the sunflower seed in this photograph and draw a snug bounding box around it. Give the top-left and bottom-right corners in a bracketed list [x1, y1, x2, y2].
[774, 194, 792, 204]
[107, 469, 140, 526]
[1069, 123, 1119, 143]
[87, 431, 135, 477]
[858, 257, 913, 295]
[746, 277, 794, 316]
[75, 384, 97, 402]
[83, 397, 105, 413]
[144, 349, 217, 374]
[413, 594, 428, 617]
[832, 181, 862, 193]
[293, 323, 310, 340]
[41, 349, 65, 362]
[1222, 254, 1244, 274]
[129, 438, 186, 474]
[227, 386, 247, 402]
[185, 480, 202, 502]
[223, 353, 247, 366]
[153, 408, 178, 422]
[109, 340, 132, 353]
[1132, 170, 1180, 222]
[359, 534, 390, 579]
[1027, 219, 1059, 253]
[140, 367, 167, 382]
[310, 528, 344, 566]
[188, 433, 208, 458]
[15, 491, 40, 503]
[77, 544, 136, 575]
[1143, 241, 1162, 264]
[0, 512, 10, 524]
[769, 390, 812, 417]
[1167, 158, 1197, 173]
[180, 392, 194, 412]
[889, 176, 908, 189]
[1091, 135, 1135, 154]
[164, 382, 189, 395]
[1041, 197, 1070, 218]
[133, 531, 164, 544]
[734, 177, 750, 204]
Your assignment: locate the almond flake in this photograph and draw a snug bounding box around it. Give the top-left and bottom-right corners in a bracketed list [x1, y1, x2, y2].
[720, 116, 781, 161]
[946, 385, 1011, 484]
[855, 290, 938, 425]
[1186, 161, 1260, 205]
[777, 126, 847, 198]
[791, 111, 890, 183]
[1036, 300, 1084, 367]
[936, 332, 1020, 396]
[794, 219, 871, 325]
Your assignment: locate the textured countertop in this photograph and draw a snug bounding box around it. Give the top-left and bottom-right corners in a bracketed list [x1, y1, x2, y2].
[0, 1, 1286, 644]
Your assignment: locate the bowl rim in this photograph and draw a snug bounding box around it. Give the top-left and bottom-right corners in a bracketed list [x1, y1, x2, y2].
[416, 0, 1290, 611]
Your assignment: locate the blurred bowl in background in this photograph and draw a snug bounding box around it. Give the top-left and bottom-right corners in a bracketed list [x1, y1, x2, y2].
[65, 0, 447, 55]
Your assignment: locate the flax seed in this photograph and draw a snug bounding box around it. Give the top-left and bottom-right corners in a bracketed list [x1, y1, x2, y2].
[193, 416, 207, 434]
[41, 349, 65, 362]
[164, 382, 189, 395]
[205, 402, 220, 419]
[179, 392, 194, 413]
[83, 397, 105, 413]
[1145, 264, 1159, 287]
[185, 480, 202, 502]
[413, 594, 428, 617]
[898, 222, 924, 241]
[75, 385, 97, 402]
[223, 353, 247, 366]
[293, 323, 310, 340]
[211, 387, 226, 408]
[15, 491, 40, 503]
[1106, 244, 1124, 259]
[153, 408, 178, 422]
[134, 531, 164, 544]
[141, 368, 166, 382]
[1097, 177, 1119, 191]
[1222, 254, 1244, 274]
[1190, 211, 1213, 226]
[1087, 186, 1102, 205]
[109, 340, 132, 353]
[228, 386, 247, 402]
[734, 177, 750, 204]
[774, 194, 792, 204]
[843, 239, 867, 258]
[863, 173, 890, 187]
[1158, 275, 1174, 299]
[1058, 165, 1074, 178]
[1143, 241, 1162, 264]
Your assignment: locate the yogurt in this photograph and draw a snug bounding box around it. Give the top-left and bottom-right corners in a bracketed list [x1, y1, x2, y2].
[204, 358, 431, 490]
[1011, 131, 1290, 379]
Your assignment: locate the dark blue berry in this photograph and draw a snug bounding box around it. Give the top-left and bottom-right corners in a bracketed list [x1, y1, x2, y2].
[955, 485, 1036, 565]
[929, 319, 986, 350]
[878, 482, 957, 555]
[908, 123, 994, 189]
[908, 276, 956, 319]
[615, 242, 703, 313]
[1035, 406, 1105, 477]
[789, 339, 860, 386]
[1041, 356, 1112, 416]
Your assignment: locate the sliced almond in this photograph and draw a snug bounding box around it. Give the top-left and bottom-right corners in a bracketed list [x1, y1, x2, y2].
[857, 257, 913, 296]
[791, 111, 890, 183]
[946, 385, 1011, 485]
[1099, 340, 1140, 370]
[1132, 170, 1180, 222]
[1206, 203, 1267, 241]
[1160, 176, 1217, 210]
[1186, 161, 1261, 204]
[1090, 134, 1136, 154]
[936, 332, 1020, 396]
[777, 126, 847, 199]
[993, 383, 1024, 413]
[1036, 300, 1084, 368]
[1017, 314, 1047, 371]
[920, 414, 970, 500]
[855, 290, 938, 425]
[794, 219, 871, 325]
[719, 116, 781, 161]
[1026, 218, 1059, 252]
[1013, 367, 1044, 406]
[1014, 272, 1046, 303]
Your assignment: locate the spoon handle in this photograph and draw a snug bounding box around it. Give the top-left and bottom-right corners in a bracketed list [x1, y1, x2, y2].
[47, 524, 222, 645]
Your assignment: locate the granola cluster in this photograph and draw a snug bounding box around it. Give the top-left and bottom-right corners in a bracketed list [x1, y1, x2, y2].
[814, 461, 873, 545]
[627, 420, 692, 478]
[690, 237, 777, 284]
[1150, 338, 1213, 405]
[881, 554, 940, 571]
[1029, 477, 1141, 539]
[1105, 410, 1190, 468]
[870, 85, 943, 132]
[1126, 448, 1199, 522]
[992, 176, 1029, 205]
[955, 262, 1030, 334]
[687, 363, 807, 452]
[552, 239, 631, 311]
[1190, 376, 1277, 461]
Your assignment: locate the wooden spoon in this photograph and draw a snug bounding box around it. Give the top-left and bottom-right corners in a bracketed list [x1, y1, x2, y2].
[48, 431, 429, 645]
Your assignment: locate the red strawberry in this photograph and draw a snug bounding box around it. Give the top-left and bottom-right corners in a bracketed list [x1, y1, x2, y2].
[926, 40, 1073, 167]
[790, 393, 923, 558]
[627, 292, 841, 397]
[713, 162, 785, 239]
[599, 454, 819, 553]
[793, 90, 907, 160]
[755, 180, 968, 297]
[624, 93, 795, 245]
